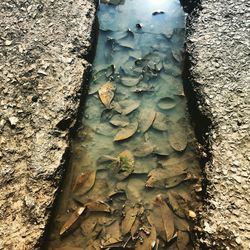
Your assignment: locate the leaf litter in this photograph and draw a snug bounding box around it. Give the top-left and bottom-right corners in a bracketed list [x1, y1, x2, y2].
[49, 1, 203, 249]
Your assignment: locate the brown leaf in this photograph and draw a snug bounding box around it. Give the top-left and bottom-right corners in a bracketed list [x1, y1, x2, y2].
[177, 231, 190, 250]
[138, 109, 156, 133]
[85, 240, 101, 250]
[157, 96, 176, 110]
[86, 201, 112, 213]
[134, 142, 154, 157]
[109, 114, 129, 127]
[114, 122, 138, 141]
[98, 82, 116, 108]
[174, 215, 190, 232]
[100, 220, 123, 247]
[72, 171, 96, 196]
[135, 226, 157, 250]
[59, 206, 86, 236]
[169, 119, 187, 152]
[152, 112, 169, 131]
[114, 99, 140, 115]
[121, 206, 139, 235]
[131, 217, 141, 238]
[149, 195, 175, 242]
[121, 76, 140, 87]
[145, 168, 188, 189]
[55, 246, 85, 250]
[167, 192, 186, 218]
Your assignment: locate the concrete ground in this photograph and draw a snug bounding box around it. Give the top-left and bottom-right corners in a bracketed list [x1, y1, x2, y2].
[0, 0, 249, 249]
[185, 0, 250, 249]
[0, 0, 96, 249]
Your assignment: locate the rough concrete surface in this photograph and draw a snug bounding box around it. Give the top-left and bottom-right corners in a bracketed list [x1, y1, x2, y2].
[1, 0, 249, 249]
[0, 0, 96, 249]
[185, 0, 250, 249]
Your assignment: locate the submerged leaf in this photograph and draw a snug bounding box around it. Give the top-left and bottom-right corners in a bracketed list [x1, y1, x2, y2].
[157, 97, 176, 110]
[174, 215, 190, 232]
[167, 192, 186, 218]
[100, 220, 123, 247]
[172, 48, 183, 63]
[149, 195, 175, 242]
[135, 226, 157, 250]
[98, 82, 116, 108]
[86, 201, 112, 213]
[138, 109, 156, 133]
[121, 76, 140, 87]
[177, 231, 190, 250]
[56, 247, 85, 250]
[152, 112, 169, 131]
[145, 168, 188, 189]
[121, 206, 139, 235]
[134, 142, 154, 157]
[60, 206, 86, 236]
[72, 171, 96, 196]
[110, 114, 130, 127]
[114, 99, 140, 115]
[169, 119, 188, 152]
[114, 122, 138, 141]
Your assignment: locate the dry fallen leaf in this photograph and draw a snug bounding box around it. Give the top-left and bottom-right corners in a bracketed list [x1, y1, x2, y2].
[138, 109, 156, 133]
[98, 82, 116, 108]
[72, 171, 96, 196]
[60, 206, 86, 236]
[114, 122, 138, 141]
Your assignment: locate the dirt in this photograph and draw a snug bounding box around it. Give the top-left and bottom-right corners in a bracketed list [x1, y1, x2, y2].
[0, 0, 97, 249]
[0, 0, 249, 249]
[183, 0, 250, 249]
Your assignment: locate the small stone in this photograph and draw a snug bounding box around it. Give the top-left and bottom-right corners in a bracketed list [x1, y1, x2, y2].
[235, 237, 242, 245]
[9, 116, 18, 126]
[5, 40, 12, 46]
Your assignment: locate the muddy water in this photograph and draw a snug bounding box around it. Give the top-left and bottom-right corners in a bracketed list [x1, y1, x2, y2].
[47, 0, 202, 249]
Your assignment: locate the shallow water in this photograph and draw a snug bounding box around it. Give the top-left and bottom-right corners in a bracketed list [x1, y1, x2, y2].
[47, 0, 202, 249]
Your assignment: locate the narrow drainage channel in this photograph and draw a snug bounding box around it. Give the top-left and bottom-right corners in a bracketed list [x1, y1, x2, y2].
[46, 0, 203, 249]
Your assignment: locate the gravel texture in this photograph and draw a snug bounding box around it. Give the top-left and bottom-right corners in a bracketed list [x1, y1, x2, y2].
[0, 0, 96, 249]
[184, 0, 250, 249]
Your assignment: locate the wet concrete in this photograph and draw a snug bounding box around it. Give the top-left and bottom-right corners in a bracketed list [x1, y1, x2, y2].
[183, 0, 250, 249]
[0, 0, 97, 249]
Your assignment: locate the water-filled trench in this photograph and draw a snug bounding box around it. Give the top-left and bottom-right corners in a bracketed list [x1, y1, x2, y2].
[47, 0, 203, 249]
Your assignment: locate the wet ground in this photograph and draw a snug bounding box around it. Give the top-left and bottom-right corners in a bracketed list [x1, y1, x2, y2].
[0, 0, 249, 249]
[47, 1, 203, 249]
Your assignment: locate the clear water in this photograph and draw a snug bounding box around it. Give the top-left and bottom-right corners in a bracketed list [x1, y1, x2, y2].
[47, 0, 202, 249]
